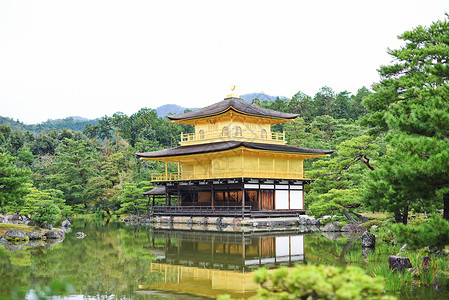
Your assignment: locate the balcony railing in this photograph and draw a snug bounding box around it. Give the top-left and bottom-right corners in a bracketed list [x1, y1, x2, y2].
[151, 170, 308, 182]
[153, 205, 252, 217]
[180, 130, 285, 146]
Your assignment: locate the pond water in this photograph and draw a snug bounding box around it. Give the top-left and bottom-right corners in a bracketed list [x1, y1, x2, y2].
[0, 218, 447, 299]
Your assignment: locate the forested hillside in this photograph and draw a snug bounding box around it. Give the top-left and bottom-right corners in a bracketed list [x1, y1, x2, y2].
[0, 116, 99, 133]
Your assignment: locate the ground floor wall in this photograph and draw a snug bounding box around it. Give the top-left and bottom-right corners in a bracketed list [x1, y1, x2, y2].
[159, 178, 304, 211]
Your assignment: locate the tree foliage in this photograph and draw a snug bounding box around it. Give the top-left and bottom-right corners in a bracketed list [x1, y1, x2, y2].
[49, 139, 100, 207]
[361, 15, 449, 222]
[392, 215, 449, 250]
[0, 152, 31, 212]
[20, 185, 71, 226]
[220, 265, 395, 300]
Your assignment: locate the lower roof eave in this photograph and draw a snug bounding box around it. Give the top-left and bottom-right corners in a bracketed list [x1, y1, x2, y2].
[151, 177, 314, 186]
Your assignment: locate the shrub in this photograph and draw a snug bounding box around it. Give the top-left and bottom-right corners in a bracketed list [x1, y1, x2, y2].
[392, 215, 449, 251]
[219, 264, 395, 300]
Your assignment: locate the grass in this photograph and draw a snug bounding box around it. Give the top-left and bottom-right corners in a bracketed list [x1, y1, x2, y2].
[361, 212, 391, 219]
[0, 223, 43, 236]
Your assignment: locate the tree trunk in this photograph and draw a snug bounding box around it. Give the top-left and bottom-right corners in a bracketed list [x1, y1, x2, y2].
[402, 204, 409, 225]
[444, 193, 449, 220]
[394, 211, 402, 223]
[341, 208, 357, 223]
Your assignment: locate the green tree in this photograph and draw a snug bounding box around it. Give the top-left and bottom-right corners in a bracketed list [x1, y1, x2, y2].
[349, 87, 371, 119]
[361, 16, 449, 221]
[313, 86, 336, 117]
[0, 152, 31, 212]
[287, 91, 314, 121]
[50, 139, 99, 208]
[20, 185, 71, 226]
[31, 132, 59, 155]
[307, 135, 380, 220]
[392, 215, 449, 250]
[119, 181, 153, 216]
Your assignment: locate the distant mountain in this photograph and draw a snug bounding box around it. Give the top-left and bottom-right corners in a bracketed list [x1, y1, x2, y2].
[69, 116, 90, 121]
[239, 93, 288, 103]
[156, 104, 194, 118]
[0, 116, 99, 133]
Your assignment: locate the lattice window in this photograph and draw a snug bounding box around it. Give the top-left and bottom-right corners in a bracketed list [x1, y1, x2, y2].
[198, 129, 205, 139]
[235, 126, 242, 137]
[222, 126, 229, 137]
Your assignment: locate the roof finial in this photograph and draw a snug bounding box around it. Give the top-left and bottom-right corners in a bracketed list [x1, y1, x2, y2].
[226, 85, 239, 99]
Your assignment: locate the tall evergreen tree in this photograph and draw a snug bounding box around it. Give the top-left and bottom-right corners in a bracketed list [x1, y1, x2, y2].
[0, 152, 31, 211]
[50, 139, 99, 207]
[313, 86, 336, 117]
[361, 16, 449, 221]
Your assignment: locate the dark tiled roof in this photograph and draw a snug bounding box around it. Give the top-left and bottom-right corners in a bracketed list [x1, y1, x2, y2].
[143, 185, 166, 195]
[136, 141, 335, 159]
[167, 97, 299, 120]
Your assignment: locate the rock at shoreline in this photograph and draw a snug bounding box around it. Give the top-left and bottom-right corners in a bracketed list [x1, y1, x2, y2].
[61, 220, 71, 228]
[3, 215, 20, 224]
[26, 231, 45, 240]
[298, 216, 318, 226]
[389, 255, 412, 272]
[45, 229, 64, 240]
[3, 229, 27, 241]
[0, 214, 5, 223]
[42, 223, 53, 230]
[361, 231, 376, 247]
[321, 222, 341, 232]
[76, 232, 86, 239]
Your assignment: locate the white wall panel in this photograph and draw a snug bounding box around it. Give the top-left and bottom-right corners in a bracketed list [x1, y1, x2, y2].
[290, 190, 303, 209]
[275, 190, 288, 209]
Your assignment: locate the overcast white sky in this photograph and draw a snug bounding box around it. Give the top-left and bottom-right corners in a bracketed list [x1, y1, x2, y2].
[0, 1, 447, 124]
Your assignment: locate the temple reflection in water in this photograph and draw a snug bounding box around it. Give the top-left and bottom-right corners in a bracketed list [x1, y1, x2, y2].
[139, 230, 305, 299]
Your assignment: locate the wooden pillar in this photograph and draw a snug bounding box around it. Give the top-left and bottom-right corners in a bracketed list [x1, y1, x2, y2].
[177, 184, 180, 208]
[211, 183, 215, 209]
[165, 161, 168, 180]
[177, 161, 180, 180]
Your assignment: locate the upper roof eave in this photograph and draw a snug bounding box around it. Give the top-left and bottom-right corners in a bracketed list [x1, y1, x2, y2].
[167, 97, 299, 121]
[135, 141, 335, 160]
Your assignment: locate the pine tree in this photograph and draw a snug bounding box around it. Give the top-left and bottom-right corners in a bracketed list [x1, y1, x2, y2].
[361, 15, 449, 221]
[50, 139, 99, 208]
[0, 152, 31, 212]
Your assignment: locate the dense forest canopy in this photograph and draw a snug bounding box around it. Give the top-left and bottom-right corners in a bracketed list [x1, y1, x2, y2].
[1, 15, 448, 226]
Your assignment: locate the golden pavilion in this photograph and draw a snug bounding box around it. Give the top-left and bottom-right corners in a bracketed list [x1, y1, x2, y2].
[136, 94, 334, 218]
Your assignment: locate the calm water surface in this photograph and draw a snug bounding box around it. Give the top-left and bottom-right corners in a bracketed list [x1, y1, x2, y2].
[0, 218, 447, 299]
